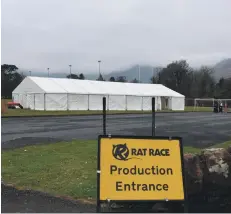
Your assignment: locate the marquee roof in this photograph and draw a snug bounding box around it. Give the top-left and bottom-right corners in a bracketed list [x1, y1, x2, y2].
[13, 76, 185, 97]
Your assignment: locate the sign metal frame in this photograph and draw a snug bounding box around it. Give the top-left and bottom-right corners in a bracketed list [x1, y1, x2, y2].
[97, 135, 188, 212]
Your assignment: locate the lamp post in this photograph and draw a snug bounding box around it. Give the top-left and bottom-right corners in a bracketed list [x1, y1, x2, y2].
[152, 67, 155, 83]
[138, 65, 140, 83]
[47, 68, 50, 77]
[29, 71, 31, 76]
[153, 67, 155, 79]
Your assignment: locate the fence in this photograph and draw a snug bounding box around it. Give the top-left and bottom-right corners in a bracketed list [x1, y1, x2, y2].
[185, 98, 194, 107]
[193, 98, 231, 108]
[185, 98, 231, 108]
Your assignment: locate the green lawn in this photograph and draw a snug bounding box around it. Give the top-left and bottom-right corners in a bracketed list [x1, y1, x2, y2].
[1, 106, 213, 117]
[2, 140, 231, 200]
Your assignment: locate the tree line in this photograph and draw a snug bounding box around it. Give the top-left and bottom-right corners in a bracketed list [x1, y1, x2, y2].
[151, 60, 231, 99]
[1, 60, 231, 99]
[98, 60, 231, 99]
[1, 64, 25, 99]
[98, 75, 139, 83]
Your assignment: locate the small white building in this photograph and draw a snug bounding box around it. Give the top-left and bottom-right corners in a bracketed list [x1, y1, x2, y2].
[12, 76, 185, 111]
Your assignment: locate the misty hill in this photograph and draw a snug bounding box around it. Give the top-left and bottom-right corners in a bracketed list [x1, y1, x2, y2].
[105, 60, 231, 82]
[104, 65, 160, 83]
[19, 59, 231, 83]
[20, 70, 99, 80]
[213, 58, 231, 80]
[22, 66, 158, 83]
[18, 70, 66, 78]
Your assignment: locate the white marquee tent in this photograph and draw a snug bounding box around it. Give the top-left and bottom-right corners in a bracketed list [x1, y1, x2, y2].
[12, 76, 185, 111]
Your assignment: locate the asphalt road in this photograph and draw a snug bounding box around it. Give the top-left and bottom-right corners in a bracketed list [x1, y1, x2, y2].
[1, 184, 96, 213]
[2, 112, 231, 149]
[2, 112, 231, 213]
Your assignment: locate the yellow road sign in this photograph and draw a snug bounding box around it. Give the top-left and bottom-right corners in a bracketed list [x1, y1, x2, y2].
[98, 136, 185, 201]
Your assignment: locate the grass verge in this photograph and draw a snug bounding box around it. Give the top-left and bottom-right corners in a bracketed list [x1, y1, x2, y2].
[2, 140, 231, 200]
[1, 101, 213, 117]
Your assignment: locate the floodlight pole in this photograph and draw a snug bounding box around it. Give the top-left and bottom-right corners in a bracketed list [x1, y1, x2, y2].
[152, 67, 155, 83]
[98, 60, 101, 76]
[69, 65, 72, 78]
[138, 65, 140, 83]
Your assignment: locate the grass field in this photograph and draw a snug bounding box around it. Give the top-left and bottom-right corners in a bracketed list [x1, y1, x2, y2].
[1, 99, 213, 117]
[1, 107, 212, 117]
[2, 140, 231, 200]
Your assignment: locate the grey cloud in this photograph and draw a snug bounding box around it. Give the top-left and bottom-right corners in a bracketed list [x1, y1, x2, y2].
[2, 0, 231, 73]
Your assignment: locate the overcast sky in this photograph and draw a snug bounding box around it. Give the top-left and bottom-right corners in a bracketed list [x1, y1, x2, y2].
[1, 0, 231, 74]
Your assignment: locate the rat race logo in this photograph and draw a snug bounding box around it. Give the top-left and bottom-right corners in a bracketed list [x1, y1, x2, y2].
[112, 143, 171, 161]
[112, 144, 141, 161]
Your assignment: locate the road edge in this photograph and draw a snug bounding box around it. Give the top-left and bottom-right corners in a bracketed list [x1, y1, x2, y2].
[1, 182, 96, 205]
[1, 111, 216, 118]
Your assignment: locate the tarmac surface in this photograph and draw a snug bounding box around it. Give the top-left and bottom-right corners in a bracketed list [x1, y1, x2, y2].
[2, 112, 231, 149]
[1, 184, 96, 213]
[1, 112, 231, 212]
